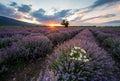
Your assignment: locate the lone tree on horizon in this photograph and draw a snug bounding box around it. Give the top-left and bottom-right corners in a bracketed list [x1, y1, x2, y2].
[61, 20, 69, 28]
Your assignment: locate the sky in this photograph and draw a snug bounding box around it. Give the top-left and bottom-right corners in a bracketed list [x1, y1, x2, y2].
[0, 0, 120, 26]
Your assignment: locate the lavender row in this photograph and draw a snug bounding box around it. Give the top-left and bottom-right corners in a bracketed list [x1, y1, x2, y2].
[0, 27, 81, 49]
[0, 28, 53, 48]
[39, 29, 118, 81]
[47, 28, 82, 45]
[0, 28, 82, 64]
[0, 34, 23, 49]
[0, 28, 82, 75]
[99, 28, 120, 36]
[0, 28, 77, 38]
[91, 29, 120, 65]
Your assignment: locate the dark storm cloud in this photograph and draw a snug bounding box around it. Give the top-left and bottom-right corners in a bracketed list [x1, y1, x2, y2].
[82, 14, 116, 22]
[31, 8, 71, 23]
[9, 2, 17, 7]
[17, 4, 32, 13]
[0, 3, 20, 18]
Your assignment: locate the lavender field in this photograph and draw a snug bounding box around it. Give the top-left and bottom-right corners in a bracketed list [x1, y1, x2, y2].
[0, 27, 119, 81]
[1, 0, 120, 80]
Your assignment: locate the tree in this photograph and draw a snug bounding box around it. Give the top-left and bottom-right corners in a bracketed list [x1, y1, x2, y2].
[61, 20, 69, 28]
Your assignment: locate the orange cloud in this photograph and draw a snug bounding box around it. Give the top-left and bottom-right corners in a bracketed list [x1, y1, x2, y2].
[114, 5, 120, 11]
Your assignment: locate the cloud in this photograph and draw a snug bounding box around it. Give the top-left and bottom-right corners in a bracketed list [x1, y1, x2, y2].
[0, 3, 14, 15]
[32, 9, 45, 16]
[82, 0, 120, 13]
[24, 16, 33, 21]
[114, 5, 120, 11]
[17, 4, 32, 13]
[66, 0, 120, 23]
[0, 3, 37, 24]
[0, 3, 21, 18]
[91, 0, 120, 8]
[31, 8, 71, 24]
[9, 2, 17, 7]
[54, 10, 71, 18]
[85, 0, 120, 12]
[9, 2, 32, 13]
[82, 14, 116, 22]
[100, 20, 120, 26]
[106, 20, 120, 23]
[1, 1, 120, 26]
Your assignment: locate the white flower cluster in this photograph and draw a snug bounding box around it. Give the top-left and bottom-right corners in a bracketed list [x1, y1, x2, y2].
[70, 46, 89, 62]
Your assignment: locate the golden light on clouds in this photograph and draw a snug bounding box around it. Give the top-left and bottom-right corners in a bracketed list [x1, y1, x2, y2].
[16, 12, 40, 24]
[114, 5, 120, 11]
[23, 18, 40, 24]
[18, 17, 40, 24]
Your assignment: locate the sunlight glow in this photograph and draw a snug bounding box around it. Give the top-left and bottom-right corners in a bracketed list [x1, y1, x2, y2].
[46, 21, 62, 28]
[49, 24, 55, 27]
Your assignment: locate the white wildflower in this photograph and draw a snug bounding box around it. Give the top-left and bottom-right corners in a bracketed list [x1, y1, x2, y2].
[83, 56, 87, 59]
[70, 52, 74, 56]
[74, 46, 81, 50]
[83, 59, 89, 62]
[81, 49, 86, 53]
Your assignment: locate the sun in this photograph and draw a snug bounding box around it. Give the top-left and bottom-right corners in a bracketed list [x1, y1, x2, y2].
[48, 23, 61, 28]
[49, 24, 55, 27]
[46, 21, 62, 28]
